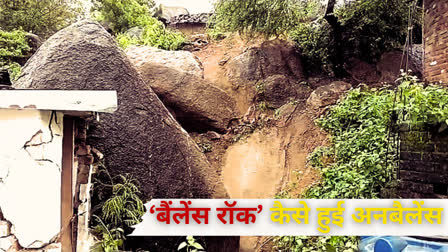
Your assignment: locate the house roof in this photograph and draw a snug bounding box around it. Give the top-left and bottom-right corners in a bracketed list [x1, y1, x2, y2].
[0, 90, 117, 116]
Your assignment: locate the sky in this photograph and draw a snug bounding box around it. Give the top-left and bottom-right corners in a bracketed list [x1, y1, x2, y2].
[153, 0, 216, 14]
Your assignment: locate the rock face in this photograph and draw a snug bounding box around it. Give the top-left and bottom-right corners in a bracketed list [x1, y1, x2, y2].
[260, 75, 312, 108]
[13, 20, 227, 199]
[126, 46, 237, 132]
[307, 81, 352, 110]
[226, 40, 305, 88]
[377, 46, 423, 83]
[346, 58, 380, 83]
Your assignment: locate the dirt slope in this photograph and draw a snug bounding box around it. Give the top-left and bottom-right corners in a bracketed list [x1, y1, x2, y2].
[192, 37, 329, 251]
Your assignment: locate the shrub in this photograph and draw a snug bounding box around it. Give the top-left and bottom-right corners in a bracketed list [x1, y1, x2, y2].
[306, 86, 396, 199]
[335, 0, 421, 62]
[289, 21, 332, 74]
[0, 0, 78, 38]
[91, 164, 145, 251]
[93, 0, 185, 50]
[0, 29, 31, 81]
[209, 0, 321, 39]
[290, 0, 421, 75]
[275, 236, 359, 252]
[306, 73, 448, 200]
[93, 0, 155, 33]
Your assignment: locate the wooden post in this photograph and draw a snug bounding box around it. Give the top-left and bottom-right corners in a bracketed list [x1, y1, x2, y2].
[61, 117, 74, 252]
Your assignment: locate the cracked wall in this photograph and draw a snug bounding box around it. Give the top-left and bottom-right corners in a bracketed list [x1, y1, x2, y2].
[0, 109, 63, 250]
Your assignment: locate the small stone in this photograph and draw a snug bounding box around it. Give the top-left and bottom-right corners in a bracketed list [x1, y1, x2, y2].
[0, 221, 11, 237]
[91, 147, 104, 160]
[204, 131, 221, 140]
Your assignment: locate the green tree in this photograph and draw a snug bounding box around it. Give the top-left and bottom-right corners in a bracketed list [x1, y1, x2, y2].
[93, 0, 185, 50]
[93, 0, 155, 33]
[209, 0, 320, 39]
[0, 29, 31, 80]
[211, 0, 420, 77]
[0, 0, 78, 38]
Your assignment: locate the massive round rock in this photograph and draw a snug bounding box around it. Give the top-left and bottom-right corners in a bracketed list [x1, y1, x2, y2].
[126, 46, 237, 133]
[13, 20, 227, 199]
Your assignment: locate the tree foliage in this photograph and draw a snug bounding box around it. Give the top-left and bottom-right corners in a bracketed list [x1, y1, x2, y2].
[335, 0, 421, 62]
[291, 0, 421, 76]
[0, 0, 78, 38]
[93, 0, 185, 50]
[0, 29, 31, 80]
[209, 0, 321, 39]
[93, 0, 155, 33]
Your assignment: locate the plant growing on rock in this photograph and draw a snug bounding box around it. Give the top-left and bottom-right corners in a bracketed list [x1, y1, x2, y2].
[91, 163, 145, 251]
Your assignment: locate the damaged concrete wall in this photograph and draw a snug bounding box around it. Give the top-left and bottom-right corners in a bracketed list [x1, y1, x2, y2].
[0, 109, 63, 250]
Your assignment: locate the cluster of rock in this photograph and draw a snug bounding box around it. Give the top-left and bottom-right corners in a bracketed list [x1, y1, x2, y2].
[14, 20, 228, 200]
[225, 39, 310, 109]
[168, 13, 211, 25]
[126, 46, 236, 132]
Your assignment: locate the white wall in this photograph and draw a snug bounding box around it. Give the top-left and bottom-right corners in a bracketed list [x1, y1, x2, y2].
[0, 110, 63, 248]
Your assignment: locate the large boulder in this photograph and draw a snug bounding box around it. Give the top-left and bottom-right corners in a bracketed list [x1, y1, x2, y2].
[307, 81, 352, 110]
[226, 39, 305, 88]
[377, 46, 423, 83]
[259, 75, 312, 108]
[346, 58, 380, 83]
[13, 20, 227, 199]
[126, 46, 237, 133]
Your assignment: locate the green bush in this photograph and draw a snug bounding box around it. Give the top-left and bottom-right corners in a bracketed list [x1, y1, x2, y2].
[91, 164, 145, 251]
[335, 0, 420, 62]
[306, 86, 396, 199]
[306, 73, 448, 200]
[0, 29, 31, 81]
[93, 0, 155, 33]
[116, 27, 185, 50]
[289, 0, 421, 75]
[94, 0, 185, 50]
[95, 0, 185, 50]
[289, 21, 332, 74]
[209, 0, 321, 39]
[0, 0, 78, 38]
[275, 236, 359, 252]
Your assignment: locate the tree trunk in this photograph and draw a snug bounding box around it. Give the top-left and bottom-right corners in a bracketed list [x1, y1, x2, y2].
[325, 0, 345, 77]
